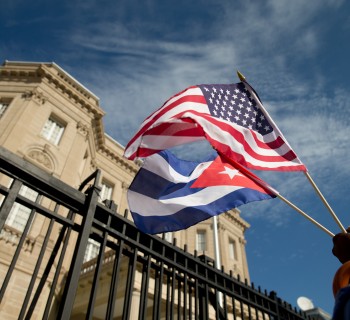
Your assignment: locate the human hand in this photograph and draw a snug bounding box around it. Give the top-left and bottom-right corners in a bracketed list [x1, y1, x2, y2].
[333, 227, 350, 264]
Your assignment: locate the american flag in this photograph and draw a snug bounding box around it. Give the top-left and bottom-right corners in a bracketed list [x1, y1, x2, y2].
[124, 81, 307, 171]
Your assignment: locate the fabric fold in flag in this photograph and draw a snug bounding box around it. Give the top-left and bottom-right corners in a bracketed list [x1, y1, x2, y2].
[127, 150, 277, 234]
[124, 81, 307, 172]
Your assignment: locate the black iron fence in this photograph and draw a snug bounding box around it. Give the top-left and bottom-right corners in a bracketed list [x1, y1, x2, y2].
[0, 146, 315, 319]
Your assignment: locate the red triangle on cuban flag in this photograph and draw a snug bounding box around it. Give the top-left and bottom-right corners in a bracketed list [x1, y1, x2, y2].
[191, 155, 273, 194]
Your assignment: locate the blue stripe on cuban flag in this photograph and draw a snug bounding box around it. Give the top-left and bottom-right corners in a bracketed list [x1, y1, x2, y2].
[127, 150, 275, 234]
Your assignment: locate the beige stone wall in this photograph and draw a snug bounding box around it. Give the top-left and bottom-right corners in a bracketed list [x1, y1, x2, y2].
[173, 209, 250, 282]
[0, 61, 251, 319]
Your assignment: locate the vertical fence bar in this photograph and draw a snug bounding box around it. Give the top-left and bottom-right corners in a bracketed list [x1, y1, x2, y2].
[166, 267, 172, 320]
[25, 202, 63, 319]
[231, 297, 237, 320]
[122, 240, 139, 320]
[105, 230, 125, 319]
[0, 193, 39, 304]
[19, 207, 55, 319]
[0, 179, 22, 302]
[240, 300, 245, 320]
[170, 253, 177, 320]
[177, 277, 182, 319]
[153, 264, 162, 320]
[223, 291, 228, 320]
[0, 179, 22, 231]
[57, 170, 101, 320]
[269, 291, 280, 320]
[154, 243, 165, 320]
[198, 284, 208, 320]
[183, 247, 188, 320]
[41, 211, 77, 320]
[247, 287, 252, 320]
[86, 216, 111, 320]
[194, 252, 199, 320]
[188, 282, 192, 320]
[139, 247, 152, 320]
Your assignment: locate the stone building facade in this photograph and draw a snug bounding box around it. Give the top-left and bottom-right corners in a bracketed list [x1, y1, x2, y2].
[0, 61, 250, 319]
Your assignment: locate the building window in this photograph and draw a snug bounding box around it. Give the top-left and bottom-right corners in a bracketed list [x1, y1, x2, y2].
[196, 230, 206, 252]
[0, 102, 8, 118]
[5, 185, 39, 232]
[41, 116, 65, 145]
[229, 239, 237, 260]
[164, 232, 173, 243]
[99, 181, 113, 203]
[84, 239, 100, 262]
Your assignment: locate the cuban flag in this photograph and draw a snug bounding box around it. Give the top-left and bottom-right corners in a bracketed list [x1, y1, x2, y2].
[127, 150, 277, 234]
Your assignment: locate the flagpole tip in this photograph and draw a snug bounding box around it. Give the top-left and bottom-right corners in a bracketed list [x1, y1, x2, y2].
[237, 70, 246, 82]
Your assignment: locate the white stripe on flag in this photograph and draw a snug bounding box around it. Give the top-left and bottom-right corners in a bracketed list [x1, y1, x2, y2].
[128, 184, 243, 217]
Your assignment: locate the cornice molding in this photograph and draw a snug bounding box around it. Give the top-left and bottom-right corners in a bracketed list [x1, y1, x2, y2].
[92, 118, 105, 148]
[1, 62, 104, 118]
[98, 145, 139, 174]
[22, 87, 47, 105]
[38, 65, 105, 119]
[0, 65, 42, 82]
[223, 210, 250, 231]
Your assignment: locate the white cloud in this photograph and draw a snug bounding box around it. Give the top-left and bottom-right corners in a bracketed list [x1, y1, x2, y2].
[54, 0, 350, 227]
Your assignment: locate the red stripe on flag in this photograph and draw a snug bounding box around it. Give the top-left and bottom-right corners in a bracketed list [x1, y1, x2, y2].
[125, 93, 206, 150]
[170, 111, 297, 163]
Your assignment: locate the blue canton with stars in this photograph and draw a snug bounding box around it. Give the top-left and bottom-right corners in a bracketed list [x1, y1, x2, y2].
[198, 83, 273, 136]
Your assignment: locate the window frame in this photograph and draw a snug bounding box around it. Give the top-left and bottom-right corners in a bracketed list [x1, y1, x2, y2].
[196, 229, 207, 252]
[164, 232, 173, 243]
[0, 102, 9, 118]
[84, 238, 101, 262]
[99, 180, 114, 203]
[41, 115, 66, 145]
[4, 185, 39, 232]
[228, 238, 237, 260]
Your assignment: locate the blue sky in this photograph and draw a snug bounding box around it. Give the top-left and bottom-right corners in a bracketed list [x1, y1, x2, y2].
[2, 0, 350, 314]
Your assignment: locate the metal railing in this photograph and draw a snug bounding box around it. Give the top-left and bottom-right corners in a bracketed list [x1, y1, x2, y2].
[0, 146, 314, 319]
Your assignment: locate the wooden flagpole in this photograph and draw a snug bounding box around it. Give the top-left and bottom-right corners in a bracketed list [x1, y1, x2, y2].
[250, 175, 335, 237]
[220, 150, 335, 237]
[235, 70, 341, 236]
[276, 193, 334, 237]
[304, 171, 346, 233]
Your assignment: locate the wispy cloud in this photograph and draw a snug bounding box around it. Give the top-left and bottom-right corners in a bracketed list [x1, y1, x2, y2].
[53, 0, 350, 227]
